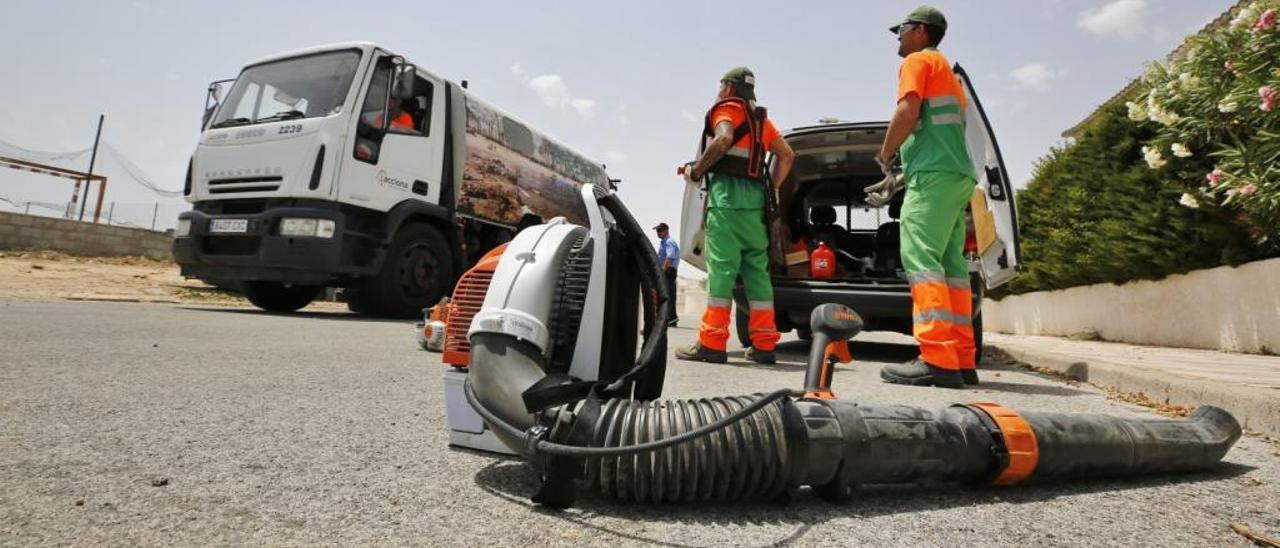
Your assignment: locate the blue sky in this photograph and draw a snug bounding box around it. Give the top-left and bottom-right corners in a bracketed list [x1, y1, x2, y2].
[0, 0, 1235, 238]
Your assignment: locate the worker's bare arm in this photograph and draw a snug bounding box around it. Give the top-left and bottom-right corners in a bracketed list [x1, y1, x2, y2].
[878, 93, 922, 165]
[691, 120, 735, 180]
[769, 135, 795, 191]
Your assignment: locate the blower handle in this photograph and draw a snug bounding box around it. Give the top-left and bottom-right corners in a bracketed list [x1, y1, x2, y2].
[802, 304, 863, 399]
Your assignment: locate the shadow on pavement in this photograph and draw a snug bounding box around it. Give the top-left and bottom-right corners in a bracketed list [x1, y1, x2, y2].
[177, 306, 409, 324]
[471, 459, 1255, 546]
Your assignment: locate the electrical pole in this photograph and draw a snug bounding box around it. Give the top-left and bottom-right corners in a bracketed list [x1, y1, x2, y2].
[78, 115, 104, 222]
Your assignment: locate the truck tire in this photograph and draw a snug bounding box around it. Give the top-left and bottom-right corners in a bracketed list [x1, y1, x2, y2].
[343, 288, 373, 314]
[242, 281, 321, 313]
[360, 223, 454, 318]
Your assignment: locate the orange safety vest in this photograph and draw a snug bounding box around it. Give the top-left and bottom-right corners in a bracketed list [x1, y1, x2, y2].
[701, 97, 768, 182]
[374, 111, 415, 131]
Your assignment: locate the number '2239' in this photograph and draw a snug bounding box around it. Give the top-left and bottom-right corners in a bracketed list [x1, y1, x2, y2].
[278, 124, 303, 134]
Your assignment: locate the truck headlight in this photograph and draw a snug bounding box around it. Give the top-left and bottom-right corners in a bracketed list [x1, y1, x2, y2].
[280, 218, 336, 238]
[176, 218, 192, 237]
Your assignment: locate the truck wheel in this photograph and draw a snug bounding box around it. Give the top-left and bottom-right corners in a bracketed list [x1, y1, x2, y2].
[343, 288, 373, 314]
[361, 223, 454, 318]
[242, 281, 321, 313]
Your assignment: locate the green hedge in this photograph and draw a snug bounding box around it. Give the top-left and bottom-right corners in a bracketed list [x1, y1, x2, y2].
[999, 2, 1280, 297]
[998, 102, 1268, 297]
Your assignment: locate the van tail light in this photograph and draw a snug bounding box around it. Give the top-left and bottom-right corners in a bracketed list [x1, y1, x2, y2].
[964, 227, 978, 255]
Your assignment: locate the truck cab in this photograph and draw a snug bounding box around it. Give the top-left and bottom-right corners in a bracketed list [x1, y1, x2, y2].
[680, 64, 1019, 350]
[176, 43, 609, 317]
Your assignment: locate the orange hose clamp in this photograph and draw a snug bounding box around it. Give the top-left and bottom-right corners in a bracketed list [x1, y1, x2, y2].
[969, 402, 1039, 486]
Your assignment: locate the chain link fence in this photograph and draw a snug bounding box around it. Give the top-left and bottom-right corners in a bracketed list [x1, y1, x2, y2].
[0, 198, 188, 233]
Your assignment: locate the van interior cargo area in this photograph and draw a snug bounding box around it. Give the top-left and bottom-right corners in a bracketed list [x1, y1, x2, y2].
[777, 124, 924, 285]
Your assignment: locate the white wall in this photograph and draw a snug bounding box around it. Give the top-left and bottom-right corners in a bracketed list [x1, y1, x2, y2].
[984, 258, 1280, 354]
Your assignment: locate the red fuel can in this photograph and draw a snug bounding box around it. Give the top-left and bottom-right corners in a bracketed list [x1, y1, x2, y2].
[810, 242, 836, 279]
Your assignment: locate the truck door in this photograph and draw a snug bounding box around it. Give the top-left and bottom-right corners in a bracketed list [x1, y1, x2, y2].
[955, 64, 1020, 289]
[341, 55, 446, 209]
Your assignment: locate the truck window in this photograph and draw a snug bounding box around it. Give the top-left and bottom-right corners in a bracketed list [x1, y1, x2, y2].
[354, 64, 436, 164]
[359, 61, 392, 130]
[395, 76, 434, 136]
[210, 49, 359, 128]
[355, 60, 392, 164]
[229, 82, 262, 121]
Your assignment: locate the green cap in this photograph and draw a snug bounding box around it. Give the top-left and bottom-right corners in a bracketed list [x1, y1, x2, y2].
[889, 5, 947, 34]
[721, 66, 756, 101]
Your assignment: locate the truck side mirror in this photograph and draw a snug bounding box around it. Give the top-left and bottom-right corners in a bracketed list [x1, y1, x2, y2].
[392, 64, 416, 100]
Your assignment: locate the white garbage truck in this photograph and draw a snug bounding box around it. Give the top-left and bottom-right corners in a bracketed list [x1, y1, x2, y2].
[176, 42, 613, 316]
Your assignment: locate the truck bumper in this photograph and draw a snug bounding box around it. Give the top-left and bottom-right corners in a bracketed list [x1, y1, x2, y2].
[173, 206, 377, 285]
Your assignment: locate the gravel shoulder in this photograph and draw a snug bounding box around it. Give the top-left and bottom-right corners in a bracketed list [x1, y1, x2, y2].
[0, 251, 342, 310]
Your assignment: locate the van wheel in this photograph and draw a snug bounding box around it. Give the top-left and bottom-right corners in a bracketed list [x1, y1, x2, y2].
[735, 304, 752, 349]
[360, 223, 454, 318]
[242, 281, 320, 313]
[973, 311, 984, 364]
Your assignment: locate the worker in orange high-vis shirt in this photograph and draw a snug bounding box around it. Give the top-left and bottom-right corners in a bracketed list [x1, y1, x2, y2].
[676, 67, 795, 365]
[366, 97, 418, 133]
[873, 6, 979, 388]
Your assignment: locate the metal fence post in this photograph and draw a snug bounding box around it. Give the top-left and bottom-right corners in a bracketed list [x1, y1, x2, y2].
[107, 202, 115, 224]
[151, 202, 159, 230]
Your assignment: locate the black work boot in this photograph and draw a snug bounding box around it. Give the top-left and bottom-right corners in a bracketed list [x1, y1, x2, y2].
[880, 359, 964, 389]
[745, 347, 776, 365]
[961, 369, 980, 385]
[675, 343, 728, 364]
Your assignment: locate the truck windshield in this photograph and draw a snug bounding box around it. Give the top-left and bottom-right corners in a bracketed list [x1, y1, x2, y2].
[210, 50, 362, 128]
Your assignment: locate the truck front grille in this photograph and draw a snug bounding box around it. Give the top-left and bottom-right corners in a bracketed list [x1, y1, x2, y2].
[207, 176, 282, 194]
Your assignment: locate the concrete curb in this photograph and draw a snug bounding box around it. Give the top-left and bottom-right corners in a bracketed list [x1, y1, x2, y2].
[989, 342, 1280, 439]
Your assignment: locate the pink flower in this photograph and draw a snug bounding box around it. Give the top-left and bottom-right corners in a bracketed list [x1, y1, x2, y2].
[1252, 8, 1277, 33]
[1261, 86, 1277, 112]
[1206, 169, 1223, 186]
[1241, 183, 1258, 196]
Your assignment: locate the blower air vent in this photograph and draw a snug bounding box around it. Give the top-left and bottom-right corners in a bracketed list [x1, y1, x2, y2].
[547, 235, 593, 373]
[442, 244, 507, 367]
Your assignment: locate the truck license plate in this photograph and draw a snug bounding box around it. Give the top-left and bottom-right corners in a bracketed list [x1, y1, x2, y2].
[209, 219, 249, 234]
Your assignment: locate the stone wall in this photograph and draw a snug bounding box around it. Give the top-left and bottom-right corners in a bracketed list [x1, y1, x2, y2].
[0, 211, 173, 258]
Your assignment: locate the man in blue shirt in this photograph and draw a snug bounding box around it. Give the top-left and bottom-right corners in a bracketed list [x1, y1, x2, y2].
[654, 223, 680, 327]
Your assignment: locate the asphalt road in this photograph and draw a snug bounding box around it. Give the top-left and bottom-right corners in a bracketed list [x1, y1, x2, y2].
[1, 300, 1277, 547]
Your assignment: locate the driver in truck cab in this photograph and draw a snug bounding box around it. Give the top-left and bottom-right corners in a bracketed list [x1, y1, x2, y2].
[365, 96, 417, 133]
[356, 97, 419, 160]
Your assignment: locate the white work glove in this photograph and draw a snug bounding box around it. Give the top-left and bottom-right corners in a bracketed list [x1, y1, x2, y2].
[681, 162, 700, 185]
[865, 155, 902, 207]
